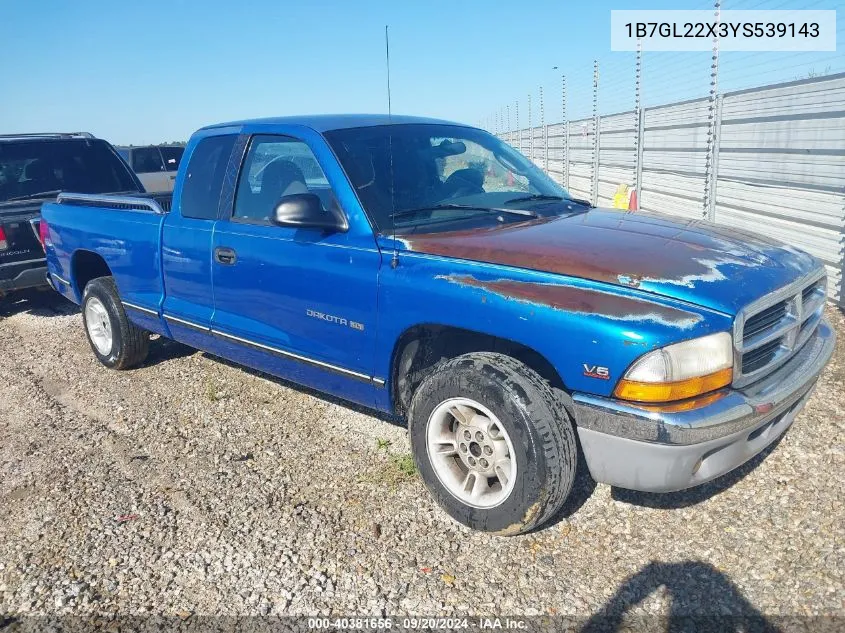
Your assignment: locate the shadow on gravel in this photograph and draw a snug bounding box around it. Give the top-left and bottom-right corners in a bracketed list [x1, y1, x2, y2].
[581, 560, 782, 632]
[0, 289, 76, 319]
[610, 433, 785, 510]
[141, 336, 196, 367]
[201, 352, 404, 427]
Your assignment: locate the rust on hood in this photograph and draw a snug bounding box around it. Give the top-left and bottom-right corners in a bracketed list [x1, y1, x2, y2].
[398, 209, 814, 302]
[441, 274, 703, 329]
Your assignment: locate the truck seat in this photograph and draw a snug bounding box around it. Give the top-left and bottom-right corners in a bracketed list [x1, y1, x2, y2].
[240, 159, 309, 221]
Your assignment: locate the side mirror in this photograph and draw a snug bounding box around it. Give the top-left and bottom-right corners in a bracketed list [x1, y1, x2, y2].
[271, 193, 348, 232]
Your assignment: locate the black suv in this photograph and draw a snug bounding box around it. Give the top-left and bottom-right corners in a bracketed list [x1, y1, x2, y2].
[0, 133, 143, 299]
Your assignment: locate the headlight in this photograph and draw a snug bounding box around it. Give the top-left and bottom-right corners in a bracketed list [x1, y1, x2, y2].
[614, 332, 733, 403]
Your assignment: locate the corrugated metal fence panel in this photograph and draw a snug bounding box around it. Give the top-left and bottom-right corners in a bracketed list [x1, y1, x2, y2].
[715, 74, 845, 304]
[531, 126, 545, 166]
[640, 97, 710, 221]
[597, 111, 637, 208]
[509, 128, 527, 156]
[567, 117, 595, 201]
[506, 131, 521, 154]
[547, 122, 566, 185]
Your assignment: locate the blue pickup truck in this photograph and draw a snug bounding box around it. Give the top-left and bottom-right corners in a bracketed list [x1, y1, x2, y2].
[40, 115, 835, 534]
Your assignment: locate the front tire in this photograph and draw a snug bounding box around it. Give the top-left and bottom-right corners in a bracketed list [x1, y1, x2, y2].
[81, 277, 149, 369]
[409, 352, 577, 535]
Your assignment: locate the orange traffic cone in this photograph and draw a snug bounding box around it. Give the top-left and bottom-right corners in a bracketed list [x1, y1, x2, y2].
[628, 189, 638, 211]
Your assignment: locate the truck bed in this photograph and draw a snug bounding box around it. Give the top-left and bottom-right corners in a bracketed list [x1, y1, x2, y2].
[40, 192, 172, 313]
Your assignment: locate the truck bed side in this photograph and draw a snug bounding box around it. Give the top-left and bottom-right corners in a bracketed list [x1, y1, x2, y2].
[41, 194, 168, 334]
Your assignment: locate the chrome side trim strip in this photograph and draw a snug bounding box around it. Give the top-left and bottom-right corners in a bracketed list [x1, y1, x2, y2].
[159, 314, 385, 387]
[122, 301, 158, 317]
[163, 313, 210, 333]
[212, 329, 382, 385]
[51, 272, 70, 286]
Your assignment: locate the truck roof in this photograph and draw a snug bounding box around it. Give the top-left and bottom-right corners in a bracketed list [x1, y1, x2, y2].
[0, 132, 97, 142]
[200, 114, 472, 133]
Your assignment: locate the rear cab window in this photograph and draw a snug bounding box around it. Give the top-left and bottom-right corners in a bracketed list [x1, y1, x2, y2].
[180, 135, 237, 220]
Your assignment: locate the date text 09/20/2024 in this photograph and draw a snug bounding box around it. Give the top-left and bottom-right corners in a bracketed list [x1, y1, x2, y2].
[307, 618, 526, 630]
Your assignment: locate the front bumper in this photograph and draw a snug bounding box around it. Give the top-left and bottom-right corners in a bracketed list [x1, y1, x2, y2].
[571, 318, 835, 492]
[0, 262, 49, 296]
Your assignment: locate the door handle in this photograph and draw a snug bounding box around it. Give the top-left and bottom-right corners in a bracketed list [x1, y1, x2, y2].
[214, 246, 237, 265]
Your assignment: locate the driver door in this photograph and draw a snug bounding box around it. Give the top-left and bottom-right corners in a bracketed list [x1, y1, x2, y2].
[210, 134, 380, 392]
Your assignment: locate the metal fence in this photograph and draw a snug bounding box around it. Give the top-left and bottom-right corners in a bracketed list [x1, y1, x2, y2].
[496, 72, 845, 306]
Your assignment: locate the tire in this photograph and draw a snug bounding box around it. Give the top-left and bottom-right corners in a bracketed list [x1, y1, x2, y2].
[408, 352, 577, 535]
[81, 276, 149, 369]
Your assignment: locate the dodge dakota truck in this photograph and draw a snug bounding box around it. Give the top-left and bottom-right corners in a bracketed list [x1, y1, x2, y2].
[40, 115, 835, 534]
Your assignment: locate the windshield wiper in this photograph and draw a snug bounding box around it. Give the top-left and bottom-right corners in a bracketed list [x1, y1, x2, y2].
[505, 193, 594, 208]
[505, 194, 565, 203]
[391, 203, 536, 221]
[4, 190, 62, 202]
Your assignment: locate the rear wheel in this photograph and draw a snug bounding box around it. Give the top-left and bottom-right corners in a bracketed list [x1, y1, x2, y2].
[81, 277, 149, 369]
[409, 352, 577, 535]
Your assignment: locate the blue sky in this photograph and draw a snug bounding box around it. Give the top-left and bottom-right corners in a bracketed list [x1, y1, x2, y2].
[1, 0, 841, 144]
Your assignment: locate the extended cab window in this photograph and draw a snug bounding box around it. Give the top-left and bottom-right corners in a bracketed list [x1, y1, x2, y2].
[181, 135, 236, 220]
[132, 147, 165, 174]
[233, 135, 332, 223]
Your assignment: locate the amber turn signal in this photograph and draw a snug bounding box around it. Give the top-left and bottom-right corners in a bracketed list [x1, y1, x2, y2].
[613, 367, 733, 403]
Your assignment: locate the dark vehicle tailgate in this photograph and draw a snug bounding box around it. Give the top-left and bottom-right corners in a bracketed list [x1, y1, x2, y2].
[0, 202, 44, 273]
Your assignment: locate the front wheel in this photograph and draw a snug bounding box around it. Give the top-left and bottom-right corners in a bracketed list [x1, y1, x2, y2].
[81, 276, 149, 369]
[409, 352, 577, 535]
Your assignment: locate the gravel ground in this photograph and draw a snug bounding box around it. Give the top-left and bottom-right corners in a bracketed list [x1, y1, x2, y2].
[0, 291, 843, 626]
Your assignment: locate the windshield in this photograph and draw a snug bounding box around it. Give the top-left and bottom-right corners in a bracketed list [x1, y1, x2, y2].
[0, 139, 141, 203]
[324, 124, 575, 232]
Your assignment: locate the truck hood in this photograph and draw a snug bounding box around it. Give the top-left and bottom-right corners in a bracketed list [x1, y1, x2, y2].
[397, 208, 820, 315]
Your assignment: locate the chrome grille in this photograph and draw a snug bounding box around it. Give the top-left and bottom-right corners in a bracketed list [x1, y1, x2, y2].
[733, 269, 827, 387]
[741, 337, 782, 374]
[743, 302, 788, 340]
[802, 279, 824, 305]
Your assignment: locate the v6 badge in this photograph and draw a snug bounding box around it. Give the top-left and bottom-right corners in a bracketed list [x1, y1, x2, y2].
[583, 364, 610, 380]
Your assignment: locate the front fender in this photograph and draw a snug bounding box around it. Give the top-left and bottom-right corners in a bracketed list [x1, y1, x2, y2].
[374, 250, 733, 403]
